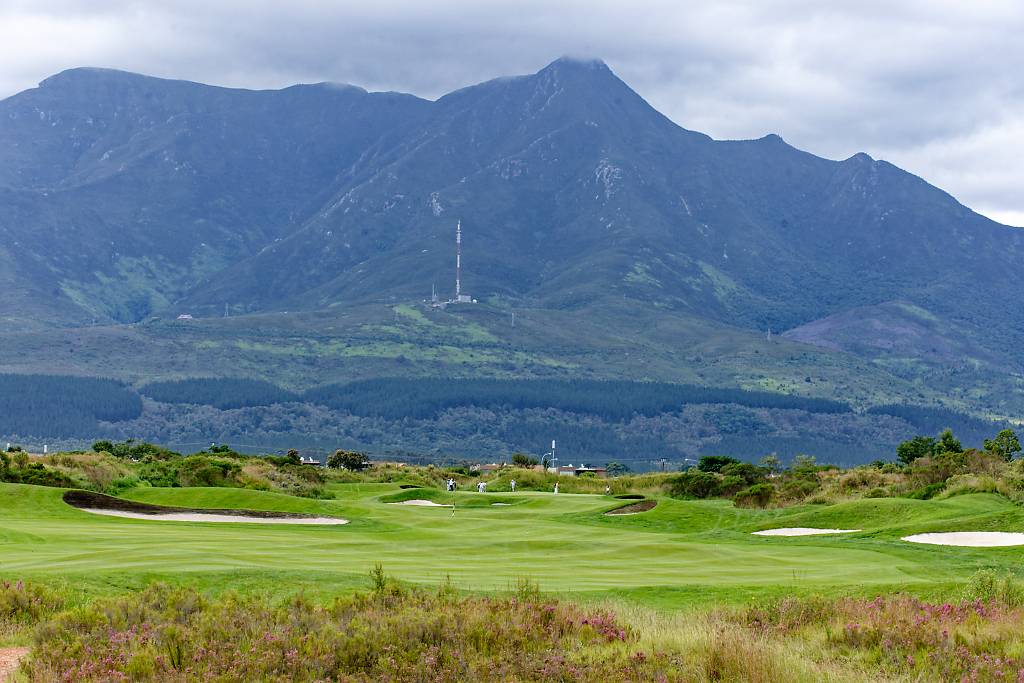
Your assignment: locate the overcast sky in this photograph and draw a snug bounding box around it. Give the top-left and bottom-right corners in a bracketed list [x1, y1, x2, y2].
[2, 0, 1022, 225]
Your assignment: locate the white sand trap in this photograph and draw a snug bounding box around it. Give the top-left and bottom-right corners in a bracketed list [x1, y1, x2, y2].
[902, 532, 1024, 547]
[491, 503, 511, 506]
[81, 508, 348, 524]
[753, 527, 860, 536]
[390, 499, 451, 507]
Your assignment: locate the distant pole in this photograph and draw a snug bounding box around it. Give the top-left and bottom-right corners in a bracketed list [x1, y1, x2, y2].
[511, 311, 515, 327]
[551, 439, 557, 470]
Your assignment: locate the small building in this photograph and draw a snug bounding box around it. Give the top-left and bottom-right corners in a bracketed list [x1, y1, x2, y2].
[299, 456, 323, 467]
[474, 463, 504, 473]
[176, 313, 193, 320]
[574, 465, 607, 478]
[548, 464, 607, 477]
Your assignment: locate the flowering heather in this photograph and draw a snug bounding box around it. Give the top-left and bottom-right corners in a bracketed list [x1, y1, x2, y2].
[21, 581, 672, 682]
[734, 592, 1024, 682]
[0, 579, 64, 638]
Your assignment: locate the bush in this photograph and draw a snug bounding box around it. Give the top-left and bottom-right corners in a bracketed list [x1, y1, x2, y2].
[698, 455, 739, 473]
[669, 470, 720, 499]
[734, 483, 774, 508]
[906, 481, 946, 500]
[0, 579, 64, 637]
[963, 570, 1024, 606]
[720, 462, 766, 485]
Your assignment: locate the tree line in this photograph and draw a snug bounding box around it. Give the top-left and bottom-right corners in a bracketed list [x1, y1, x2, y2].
[0, 374, 142, 438]
[303, 378, 854, 421]
[141, 378, 300, 410]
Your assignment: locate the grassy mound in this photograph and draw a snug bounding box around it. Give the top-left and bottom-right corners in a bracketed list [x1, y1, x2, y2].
[378, 488, 519, 508]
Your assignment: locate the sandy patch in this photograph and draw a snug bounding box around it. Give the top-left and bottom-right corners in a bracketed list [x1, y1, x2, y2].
[80, 508, 348, 524]
[0, 647, 29, 681]
[753, 527, 860, 536]
[491, 503, 511, 506]
[902, 532, 1024, 547]
[390, 499, 451, 507]
[606, 500, 657, 515]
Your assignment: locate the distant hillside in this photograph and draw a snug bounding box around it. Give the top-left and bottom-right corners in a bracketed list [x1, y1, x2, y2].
[1, 58, 1023, 445]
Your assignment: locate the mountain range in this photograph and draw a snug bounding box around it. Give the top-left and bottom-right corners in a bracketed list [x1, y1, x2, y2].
[1, 57, 1021, 457]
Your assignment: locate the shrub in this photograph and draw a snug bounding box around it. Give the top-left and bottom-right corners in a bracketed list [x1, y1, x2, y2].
[963, 570, 1024, 606]
[176, 456, 243, 488]
[697, 455, 739, 473]
[718, 475, 746, 496]
[777, 478, 819, 502]
[939, 474, 1008, 499]
[668, 470, 720, 499]
[906, 481, 946, 500]
[0, 579, 64, 637]
[734, 483, 774, 508]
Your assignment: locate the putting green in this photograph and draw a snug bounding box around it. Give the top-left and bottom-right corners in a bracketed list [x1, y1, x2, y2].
[2, 482, 1023, 608]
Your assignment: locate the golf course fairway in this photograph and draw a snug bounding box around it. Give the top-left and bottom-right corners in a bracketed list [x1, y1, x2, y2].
[3, 482, 1023, 608]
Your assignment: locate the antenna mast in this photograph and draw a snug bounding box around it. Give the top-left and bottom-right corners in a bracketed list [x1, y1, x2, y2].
[455, 219, 462, 299]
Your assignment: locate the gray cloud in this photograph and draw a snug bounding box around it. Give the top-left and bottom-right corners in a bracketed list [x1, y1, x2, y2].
[2, 0, 1022, 224]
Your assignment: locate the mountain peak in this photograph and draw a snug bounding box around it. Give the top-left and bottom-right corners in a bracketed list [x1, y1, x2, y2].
[40, 67, 146, 88]
[541, 56, 609, 72]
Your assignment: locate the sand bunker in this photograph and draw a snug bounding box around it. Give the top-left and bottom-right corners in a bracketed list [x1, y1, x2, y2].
[491, 503, 511, 506]
[902, 532, 1024, 547]
[80, 508, 348, 524]
[390, 499, 451, 507]
[753, 527, 860, 536]
[606, 500, 657, 515]
[64, 490, 347, 525]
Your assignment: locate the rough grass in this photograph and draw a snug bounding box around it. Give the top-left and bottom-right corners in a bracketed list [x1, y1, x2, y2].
[17, 572, 1024, 682]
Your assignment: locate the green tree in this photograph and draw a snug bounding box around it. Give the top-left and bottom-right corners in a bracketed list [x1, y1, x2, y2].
[790, 454, 818, 477]
[13, 451, 29, 469]
[938, 428, 963, 454]
[605, 461, 629, 476]
[984, 429, 1022, 462]
[91, 440, 114, 453]
[759, 454, 782, 475]
[720, 462, 766, 485]
[328, 450, 369, 471]
[697, 455, 739, 473]
[896, 436, 936, 465]
[284, 449, 301, 466]
[511, 453, 538, 468]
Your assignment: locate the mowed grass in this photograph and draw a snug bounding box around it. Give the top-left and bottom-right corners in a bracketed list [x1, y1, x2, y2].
[2, 482, 1024, 610]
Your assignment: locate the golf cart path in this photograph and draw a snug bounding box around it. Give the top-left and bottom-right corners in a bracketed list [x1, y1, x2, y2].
[0, 647, 28, 681]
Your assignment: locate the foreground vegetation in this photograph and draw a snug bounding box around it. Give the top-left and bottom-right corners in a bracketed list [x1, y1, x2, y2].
[6, 568, 1024, 681]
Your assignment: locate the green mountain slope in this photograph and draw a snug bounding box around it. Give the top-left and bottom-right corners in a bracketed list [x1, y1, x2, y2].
[1, 58, 1022, 452]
